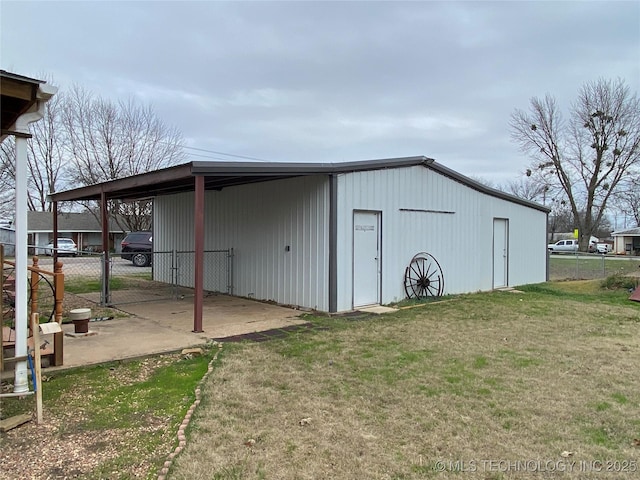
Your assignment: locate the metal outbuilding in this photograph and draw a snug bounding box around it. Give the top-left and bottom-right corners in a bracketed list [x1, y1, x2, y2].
[50, 156, 549, 330]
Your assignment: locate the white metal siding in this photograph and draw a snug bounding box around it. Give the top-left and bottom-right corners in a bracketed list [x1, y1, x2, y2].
[154, 164, 546, 313]
[154, 176, 330, 311]
[335, 165, 546, 311]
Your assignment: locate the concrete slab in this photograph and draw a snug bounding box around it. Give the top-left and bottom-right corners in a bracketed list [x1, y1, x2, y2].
[55, 294, 305, 369]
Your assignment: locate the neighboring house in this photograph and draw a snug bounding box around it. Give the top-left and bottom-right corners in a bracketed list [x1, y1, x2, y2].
[51, 157, 549, 317]
[612, 227, 640, 256]
[27, 212, 127, 254]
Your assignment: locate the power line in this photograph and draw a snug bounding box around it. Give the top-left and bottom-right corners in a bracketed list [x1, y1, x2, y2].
[186, 152, 254, 162]
[181, 144, 272, 162]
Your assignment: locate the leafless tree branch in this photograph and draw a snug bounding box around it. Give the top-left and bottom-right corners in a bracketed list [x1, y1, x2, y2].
[511, 78, 640, 249]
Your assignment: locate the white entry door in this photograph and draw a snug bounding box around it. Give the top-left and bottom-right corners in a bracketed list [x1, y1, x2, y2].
[493, 218, 509, 288]
[353, 211, 381, 307]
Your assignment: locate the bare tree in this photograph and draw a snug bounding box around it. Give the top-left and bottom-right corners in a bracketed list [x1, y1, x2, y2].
[0, 139, 16, 219]
[547, 198, 574, 242]
[0, 90, 68, 217]
[611, 174, 640, 228]
[62, 85, 185, 231]
[109, 199, 153, 233]
[26, 91, 68, 211]
[503, 176, 551, 203]
[511, 78, 640, 251]
[63, 86, 185, 184]
[1, 83, 185, 233]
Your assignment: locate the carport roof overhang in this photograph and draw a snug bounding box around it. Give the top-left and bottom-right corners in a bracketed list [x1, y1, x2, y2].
[49, 155, 550, 213]
[49, 156, 435, 202]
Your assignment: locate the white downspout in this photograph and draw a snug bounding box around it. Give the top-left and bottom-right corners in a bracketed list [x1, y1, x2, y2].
[12, 84, 57, 394]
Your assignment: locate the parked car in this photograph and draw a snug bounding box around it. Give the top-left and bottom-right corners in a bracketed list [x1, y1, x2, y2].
[596, 243, 612, 254]
[121, 231, 153, 267]
[547, 239, 579, 253]
[44, 238, 78, 256]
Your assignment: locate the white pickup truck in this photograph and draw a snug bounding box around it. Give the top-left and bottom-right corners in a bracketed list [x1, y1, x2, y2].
[547, 239, 579, 253]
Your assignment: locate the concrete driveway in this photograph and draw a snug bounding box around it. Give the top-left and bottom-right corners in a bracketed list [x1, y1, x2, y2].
[56, 293, 306, 369]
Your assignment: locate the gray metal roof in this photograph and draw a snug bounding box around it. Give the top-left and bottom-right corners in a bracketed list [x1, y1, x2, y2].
[50, 156, 549, 213]
[612, 226, 640, 236]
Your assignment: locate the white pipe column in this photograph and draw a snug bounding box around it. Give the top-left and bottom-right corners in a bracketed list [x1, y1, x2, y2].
[12, 132, 30, 393]
[12, 84, 57, 393]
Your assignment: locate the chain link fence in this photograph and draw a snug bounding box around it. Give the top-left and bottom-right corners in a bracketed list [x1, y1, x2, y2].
[12, 243, 638, 310]
[548, 253, 640, 281]
[13, 246, 233, 308]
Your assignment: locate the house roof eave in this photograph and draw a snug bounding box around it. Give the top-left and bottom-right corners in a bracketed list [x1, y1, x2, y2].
[612, 227, 640, 236]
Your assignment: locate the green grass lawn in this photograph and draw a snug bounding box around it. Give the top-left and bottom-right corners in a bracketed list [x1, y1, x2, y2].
[170, 281, 640, 479]
[65, 273, 153, 294]
[2, 279, 638, 479]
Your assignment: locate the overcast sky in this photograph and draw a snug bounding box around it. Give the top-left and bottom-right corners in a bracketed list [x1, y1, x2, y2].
[2, 1, 639, 184]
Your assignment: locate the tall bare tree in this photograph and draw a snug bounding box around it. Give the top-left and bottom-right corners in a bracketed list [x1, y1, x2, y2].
[510, 78, 640, 250]
[26, 91, 68, 211]
[1, 83, 185, 234]
[62, 85, 185, 231]
[0, 90, 68, 217]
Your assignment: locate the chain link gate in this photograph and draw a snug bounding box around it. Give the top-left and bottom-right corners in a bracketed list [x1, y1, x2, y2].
[102, 249, 234, 306]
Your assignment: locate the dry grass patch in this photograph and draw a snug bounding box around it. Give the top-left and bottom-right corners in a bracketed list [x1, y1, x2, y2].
[170, 286, 640, 479]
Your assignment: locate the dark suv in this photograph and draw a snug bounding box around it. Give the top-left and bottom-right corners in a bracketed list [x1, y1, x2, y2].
[121, 231, 153, 267]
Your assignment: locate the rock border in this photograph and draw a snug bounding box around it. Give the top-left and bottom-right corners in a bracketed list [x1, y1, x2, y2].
[157, 343, 223, 480]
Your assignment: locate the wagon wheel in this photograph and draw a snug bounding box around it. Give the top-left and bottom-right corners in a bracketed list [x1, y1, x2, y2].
[30, 271, 56, 323]
[2, 265, 16, 326]
[1, 267, 56, 326]
[404, 252, 444, 299]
